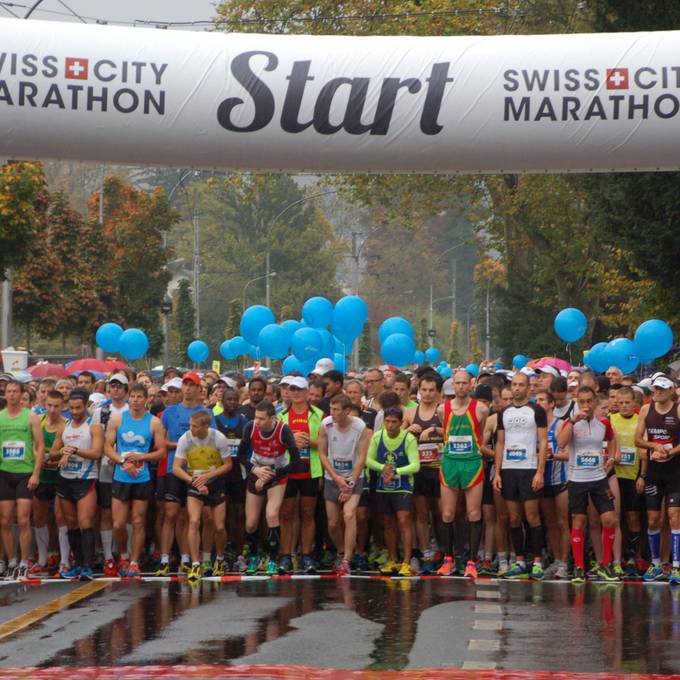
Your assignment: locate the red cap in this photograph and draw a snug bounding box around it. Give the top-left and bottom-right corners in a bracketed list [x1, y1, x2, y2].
[182, 371, 201, 385]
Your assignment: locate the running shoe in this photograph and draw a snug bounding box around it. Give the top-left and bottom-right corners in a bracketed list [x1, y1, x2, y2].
[104, 559, 118, 577]
[187, 564, 202, 581]
[595, 564, 620, 582]
[126, 561, 141, 578]
[154, 563, 170, 577]
[201, 560, 213, 577]
[643, 564, 667, 582]
[60, 565, 82, 579]
[80, 567, 94, 581]
[320, 549, 335, 569]
[234, 554, 248, 573]
[571, 567, 586, 584]
[502, 562, 529, 580]
[246, 556, 260, 575]
[623, 559, 639, 581]
[213, 559, 226, 577]
[354, 553, 369, 573]
[586, 560, 600, 581]
[478, 559, 495, 576]
[436, 556, 456, 576]
[464, 560, 478, 579]
[331, 554, 344, 574]
[670, 567, 680, 585]
[57, 563, 71, 579]
[15, 565, 28, 580]
[266, 559, 278, 576]
[117, 559, 130, 577]
[179, 561, 191, 574]
[336, 558, 351, 576]
[398, 562, 414, 577]
[555, 564, 570, 580]
[543, 562, 559, 580]
[278, 555, 293, 575]
[530, 563, 544, 580]
[612, 563, 625, 581]
[28, 563, 48, 577]
[0, 561, 6, 578]
[421, 553, 435, 575]
[379, 560, 400, 576]
[301, 554, 316, 575]
[409, 556, 421, 575]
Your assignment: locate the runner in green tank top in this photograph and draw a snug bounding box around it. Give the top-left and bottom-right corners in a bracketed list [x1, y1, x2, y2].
[0, 380, 45, 579]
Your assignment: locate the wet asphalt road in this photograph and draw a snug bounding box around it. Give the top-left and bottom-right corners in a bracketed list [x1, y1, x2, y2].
[0, 577, 679, 674]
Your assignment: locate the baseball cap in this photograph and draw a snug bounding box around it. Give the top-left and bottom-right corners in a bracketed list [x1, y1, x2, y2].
[536, 364, 560, 378]
[520, 366, 537, 377]
[182, 371, 201, 385]
[108, 372, 128, 385]
[652, 375, 675, 390]
[637, 378, 652, 390]
[279, 375, 295, 386]
[162, 377, 183, 391]
[0, 373, 12, 382]
[442, 378, 455, 396]
[288, 376, 309, 390]
[472, 384, 493, 402]
[313, 358, 335, 375]
[88, 392, 107, 406]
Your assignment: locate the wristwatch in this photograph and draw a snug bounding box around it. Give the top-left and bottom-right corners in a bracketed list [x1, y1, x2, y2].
[347, 480, 355, 488]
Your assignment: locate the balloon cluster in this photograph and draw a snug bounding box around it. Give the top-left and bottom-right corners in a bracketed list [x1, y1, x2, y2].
[219, 296, 369, 372]
[96, 323, 149, 361]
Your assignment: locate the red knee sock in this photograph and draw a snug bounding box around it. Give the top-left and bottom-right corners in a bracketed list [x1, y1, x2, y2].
[571, 528, 585, 569]
[602, 527, 616, 566]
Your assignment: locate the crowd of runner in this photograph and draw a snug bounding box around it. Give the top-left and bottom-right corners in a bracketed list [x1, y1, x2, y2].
[0, 357, 678, 585]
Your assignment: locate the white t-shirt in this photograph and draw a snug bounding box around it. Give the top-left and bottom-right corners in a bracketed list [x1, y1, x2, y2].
[498, 403, 547, 470]
[322, 415, 366, 480]
[175, 429, 230, 475]
[568, 417, 613, 483]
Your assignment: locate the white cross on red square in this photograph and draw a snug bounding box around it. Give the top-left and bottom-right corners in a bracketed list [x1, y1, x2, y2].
[606, 68, 628, 90]
[65, 57, 89, 80]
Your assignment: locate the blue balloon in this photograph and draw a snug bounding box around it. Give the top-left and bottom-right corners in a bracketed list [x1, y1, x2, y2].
[243, 343, 258, 359]
[381, 333, 416, 367]
[281, 319, 303, 342]
[413, 350, 426, 365]
[634, 319, 674, 360]
[220, 339, 237, 361]
[333, 336, 347, 354]
[187, 340, 209, 363]
[437, 365, 452, 378]
[465, 363, 480, 377]
[257, 324, 290, 360]
[292, 327, 323, 363]
[604, 338, 640, 373]
[378, 317, 414, 344]
[512, 354, 528, 369]
[584, 342, 608, 373]
[282, 355, 302, 375]
[318, 329, 335, 359]
[302, 296, 333, 329]
[118, 328, 149, 361]
[425, 347, 440, 363]
[240, 305, 275, 346]
[96, 322, 123, 353]
[554, 308, 588, 343]
[331, 296, 368, 343]
[333, 353, 347, 372]
[229, 336, 250, 357]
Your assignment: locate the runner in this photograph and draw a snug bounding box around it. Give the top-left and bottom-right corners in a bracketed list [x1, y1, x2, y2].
[366, 406, 420, 576]
[556, 385, 620, 583]
[173, 410, 232, 579]
[33, 378, 56, 416]
[237, 400, 300, 576]
[493, 371, 547, 580]
[317, 394, 370, 575]
[634, 375, 680, 583]
[76, 371, 96, 393]
[105, 383, 166, 578]
[393, 373, 418, 409]
[0, 380, 44, 579]
[363, 368, 385, 410]
[404, 372, 444, 574]
[436, 370, 489, 578]
[237, 377, 267, 422]
[52, 389, 103, 580]
[30, 390, 67, 577]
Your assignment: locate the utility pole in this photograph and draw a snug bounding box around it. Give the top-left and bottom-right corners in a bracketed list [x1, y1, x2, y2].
[451, 257, 457, 325]
[264, 252, 272, 369]
[485, 284, 491, 361]
[192, 189, 200, 338]
[0, 271, 13, 350]
[95, 165, 105, 359]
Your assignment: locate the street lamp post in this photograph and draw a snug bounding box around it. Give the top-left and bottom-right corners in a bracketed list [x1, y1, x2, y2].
[242, 270, 277, 311]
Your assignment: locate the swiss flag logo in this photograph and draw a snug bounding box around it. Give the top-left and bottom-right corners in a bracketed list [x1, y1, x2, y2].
[606, 68, 628, 90]
[65, 57, 89, 80]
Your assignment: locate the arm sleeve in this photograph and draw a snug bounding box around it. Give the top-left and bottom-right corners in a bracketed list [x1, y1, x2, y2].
[237, 421, 255, 473]
[365, 432, 384, 473]
[273, 425, 300, 480]
[396, 434, 421, 476]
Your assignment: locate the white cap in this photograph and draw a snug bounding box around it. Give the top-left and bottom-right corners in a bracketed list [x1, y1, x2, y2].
[289, 376, 309, 390]
[442, 378, 455, 396]
[108, 372, 128, 385]
[313, 358, 335, 375]
[161, 377, 183, 391]
[637, 378, 652, 390]
[520, 366, 537, 377]
[279, 375, 294, 385]
[219, 376, 237, 388]
[536, 364, 560, 378]
[88, 392, 107, 405]
[652, 375, 675, 390]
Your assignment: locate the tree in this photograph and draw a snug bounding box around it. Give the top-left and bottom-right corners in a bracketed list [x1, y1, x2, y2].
[448, 321, 463, 367]
[224, 298, 243, 339]
[359, 322, 372, 368]
[469, 325, 483, 364]
[418, 317, 428, 351]
[174, 279, 195, 364]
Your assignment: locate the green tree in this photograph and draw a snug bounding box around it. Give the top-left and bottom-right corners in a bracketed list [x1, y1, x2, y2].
[224, 298, 243, 339]
[448, 321, 462, 367]
[469, 325, 483, 364]
[359, 322, 372, 368]
[174, 279, 195, 364]
[418, 317, 428, 350]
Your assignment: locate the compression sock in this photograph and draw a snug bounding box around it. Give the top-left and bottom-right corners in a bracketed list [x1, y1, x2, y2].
[571, 528, 585, 570]
[246, 531, 259, 554]
[510, 526, 525, 560]
[81, 528, 95, 569]
[267, 526, 281, 561]
[648, 529, 661, 566]
[627, 531, 641, 560]
[59, 526, 71, 566]
[672, 530, 680, 568]
[444, 521, 456, 558]
[529, 525, 544, 561]
[34, 526, 49, 566]
[67, 529, 83, 567]
[100, 529, 113, 561]
[468, 520, 483, 561]
[602, 527, 616, 566]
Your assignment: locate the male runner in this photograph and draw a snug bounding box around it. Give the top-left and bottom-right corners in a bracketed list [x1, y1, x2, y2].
[53, 389, 103, 580]
[556, 385, 620, 582]
[493, 371, 547, 580]
[237, 400, 300, 575]
[436, 370, 489, 578]
[173, 410, 232, 579]
[237, 377, 267, 422]
[105, 383, 166, 577]
[33, 378, 56, 416]
[393, 373, 418, 409]
[634, 375, 680, 583]
[0, 380, 44, 579]
[318, 394, 370, 575]
[363, 368, 385, 410]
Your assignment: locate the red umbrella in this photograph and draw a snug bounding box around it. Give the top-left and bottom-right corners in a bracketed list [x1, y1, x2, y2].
[65, 358, 129, 373]
[28, 363, 70, 379]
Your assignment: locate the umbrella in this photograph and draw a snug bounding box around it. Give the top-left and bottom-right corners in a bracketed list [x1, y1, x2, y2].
[10, 369, 33, 384]
[28, 363, 70, 379]
[530, 357, 573, 374]
[65, 358, 129, 373]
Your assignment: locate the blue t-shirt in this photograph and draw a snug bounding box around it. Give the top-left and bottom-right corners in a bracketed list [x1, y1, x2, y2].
[114, 410, 153, 484]
[161, 404, 215, 469]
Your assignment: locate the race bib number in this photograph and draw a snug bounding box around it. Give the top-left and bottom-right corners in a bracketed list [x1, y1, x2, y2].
[505, 445, 527, 462]
[419, 443, 440, 463]
[1, 441, 25, 461]
[576, 452, 600, 468]
[333, 458, 353, 472]
[619, 447, 636, 466]
[448, 435, 473, 454]
[64, 456, 82, 473]
[226, 438, 240, 458]
[382, 476, 401, 491]
[300, 447, 310, 461]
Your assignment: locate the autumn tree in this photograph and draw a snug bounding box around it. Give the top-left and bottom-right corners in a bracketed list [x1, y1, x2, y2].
[174, 279, 195, 365]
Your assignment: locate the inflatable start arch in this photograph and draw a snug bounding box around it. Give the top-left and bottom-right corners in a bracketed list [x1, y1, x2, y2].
[0, 19, 679, 173]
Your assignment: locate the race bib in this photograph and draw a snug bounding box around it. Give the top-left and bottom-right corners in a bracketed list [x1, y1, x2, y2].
[382, 476, 401, 491]
[333, 458, 353, 472]
[419, 443, 440, 463]
[576, 451, 600, 468]
[505, 445, 527, 462]
[546, 444, 554, 459]
[619, 447, 636, 466]
[299, 447, 310, 461]
[448, 435, 473, 454]
[226, 438, 241, 458]
[1, 441, 25, 461]
[64, 455, 82, 473]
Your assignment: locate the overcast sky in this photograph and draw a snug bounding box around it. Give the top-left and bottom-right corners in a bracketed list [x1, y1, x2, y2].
[0, 0, 218, 29]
